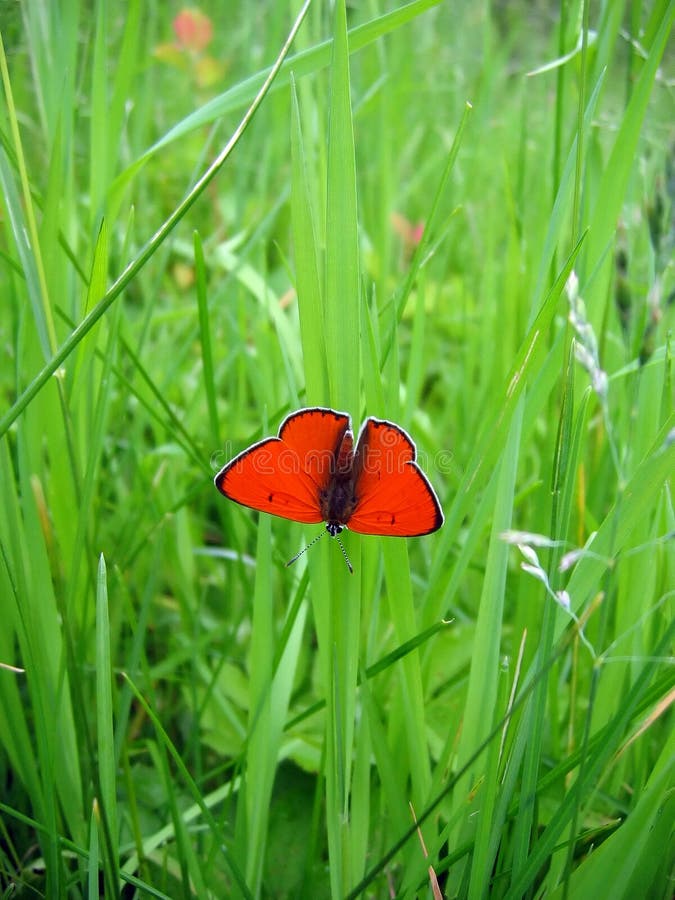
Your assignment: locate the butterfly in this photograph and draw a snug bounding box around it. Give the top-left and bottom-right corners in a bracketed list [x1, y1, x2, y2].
[214, 407, 443, 568]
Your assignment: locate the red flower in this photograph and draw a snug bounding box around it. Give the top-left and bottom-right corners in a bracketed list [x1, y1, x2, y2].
[173, 8, 213, 53]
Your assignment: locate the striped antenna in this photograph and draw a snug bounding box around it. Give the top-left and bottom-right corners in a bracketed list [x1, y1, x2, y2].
[285, 530, 327, 568]
[334, 534, 353, 574]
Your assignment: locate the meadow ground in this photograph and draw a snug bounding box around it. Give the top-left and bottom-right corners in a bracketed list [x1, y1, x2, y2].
[1, 1, 673, 897]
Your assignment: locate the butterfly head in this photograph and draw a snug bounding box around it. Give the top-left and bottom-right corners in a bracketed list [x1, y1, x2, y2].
[286, 520, 352, 573]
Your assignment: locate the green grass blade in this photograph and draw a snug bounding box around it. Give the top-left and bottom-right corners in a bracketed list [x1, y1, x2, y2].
[380, 541, 432, 805]
[308, 3, 364, 894]
[95, 554, 119, 894]
[242, 514, 274, 894]
[88, 803, 100, 899]
[324, 6, 359, 414]
[194, 230, 220, 446]
[0, 32, 56, 356]
[468, 655, 518, 898]
[89, 0, 108, 226]
[290, 75, 328, 403]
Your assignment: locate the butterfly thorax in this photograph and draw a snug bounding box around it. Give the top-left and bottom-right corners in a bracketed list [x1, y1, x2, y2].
[320, 473, 357, 533]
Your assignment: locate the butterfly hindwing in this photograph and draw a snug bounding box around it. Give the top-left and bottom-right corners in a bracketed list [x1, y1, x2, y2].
[347, 418, 444, 536]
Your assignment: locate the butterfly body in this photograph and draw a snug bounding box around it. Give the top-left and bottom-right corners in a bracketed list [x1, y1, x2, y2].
[318, 431, 358, 532]
[215, 407, 443, 538]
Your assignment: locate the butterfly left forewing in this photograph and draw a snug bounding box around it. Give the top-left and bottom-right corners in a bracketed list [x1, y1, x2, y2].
[280, 407, 351, 452]
[279, 407, 352, 488]
[347, 418, 443, 536]
[215, 438, 324, 524]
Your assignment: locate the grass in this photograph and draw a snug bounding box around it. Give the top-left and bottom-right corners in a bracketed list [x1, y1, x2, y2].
[1, 0, 673, 897]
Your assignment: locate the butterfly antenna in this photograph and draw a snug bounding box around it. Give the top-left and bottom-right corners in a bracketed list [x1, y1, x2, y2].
[285, 530, 327, 568]
[335, 534, 354, 574]
[286, 529, 354, 574]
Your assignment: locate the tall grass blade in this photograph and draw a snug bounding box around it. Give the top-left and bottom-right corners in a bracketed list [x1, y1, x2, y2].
[318, 1, 363, 894]
[95, 554, 119, 894]
[290, 75, 328, 403]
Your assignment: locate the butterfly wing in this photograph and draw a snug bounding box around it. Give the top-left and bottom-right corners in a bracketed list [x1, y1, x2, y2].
[279, 407, 352, 485]
[214, 407, 352, 525]
[346, 418, 444, 536]
[215, 437, 324, 523]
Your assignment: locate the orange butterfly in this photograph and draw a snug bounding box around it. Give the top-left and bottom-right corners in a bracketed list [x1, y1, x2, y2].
[215, 407, 443, 567]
